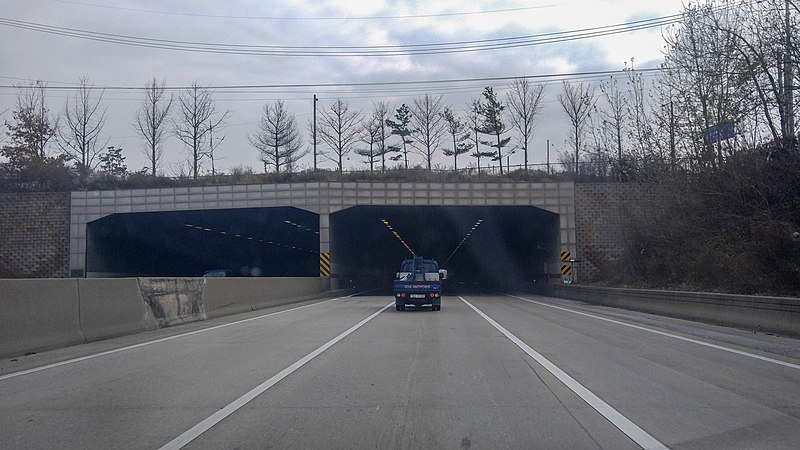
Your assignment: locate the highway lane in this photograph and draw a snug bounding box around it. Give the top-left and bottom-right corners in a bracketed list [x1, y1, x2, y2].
[1, 293, 799, 449]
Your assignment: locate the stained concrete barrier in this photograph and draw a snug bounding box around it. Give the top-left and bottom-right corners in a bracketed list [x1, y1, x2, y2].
[0, 279, 84, 357]
[137, 278, 206, 327]
[203, 277, 331, 318]
[78, 278, 158, 341]
[553, 285, 800, 337]
[1, 277, 332, 359]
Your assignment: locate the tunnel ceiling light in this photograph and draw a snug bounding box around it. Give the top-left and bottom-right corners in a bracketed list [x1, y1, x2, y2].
[442, 219, 483, 268]
[380, 218, 415, 255]
[283, 219, 317, 234]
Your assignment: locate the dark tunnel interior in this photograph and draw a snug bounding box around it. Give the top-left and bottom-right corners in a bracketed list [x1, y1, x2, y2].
[86, 207, 319, 277]
[330, 205, 559, 292]
[86, 205, 560, 292]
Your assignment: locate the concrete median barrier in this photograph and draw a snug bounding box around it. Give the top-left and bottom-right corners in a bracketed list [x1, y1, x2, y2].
[553, 285, 800, 337]
[1, 277, 333, 359]
[0, 279, 84, 358]
[203, 277, 331, 318]
[78, 278, 158, 341]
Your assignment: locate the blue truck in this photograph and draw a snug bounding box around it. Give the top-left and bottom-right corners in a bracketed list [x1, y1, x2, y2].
[394, 256, 446, 311]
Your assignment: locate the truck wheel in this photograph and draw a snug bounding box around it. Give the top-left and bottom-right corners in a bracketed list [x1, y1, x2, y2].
[396, 304, 405, 311]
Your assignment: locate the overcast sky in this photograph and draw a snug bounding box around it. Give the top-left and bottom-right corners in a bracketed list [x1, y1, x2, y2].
[0, 0, 689, 174]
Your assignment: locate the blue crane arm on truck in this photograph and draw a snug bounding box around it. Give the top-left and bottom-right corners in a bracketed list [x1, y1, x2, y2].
[394, 255, 447, 311]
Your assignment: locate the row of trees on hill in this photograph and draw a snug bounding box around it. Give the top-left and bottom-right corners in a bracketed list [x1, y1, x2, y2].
[1, 0, 798, 192]
[249, 81, 547, 176]
[599, 0, 800, 295]
[0, 76, 552, 190]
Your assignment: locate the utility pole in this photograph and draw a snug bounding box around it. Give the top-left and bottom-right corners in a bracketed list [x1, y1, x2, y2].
[313, 95, 318, 170]
[546, 139, 551, 175]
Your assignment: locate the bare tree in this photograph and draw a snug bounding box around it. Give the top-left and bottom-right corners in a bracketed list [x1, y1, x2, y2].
[370, 101, 394, 171]
[59, 76, 107, 183]
[249, 100, 304, 173]
[7, 80, 58, 159]
[1, 81, 71, 189]
[355, 113, 382, 171]
[440, 107, 473, 171]
[411, 94, 446, 170]
[558, 80, 596, 176]
[660, 2, 750, 170]
[597, 75, 628, 180]
[173, 83, 229, 179]
[318, 98, 361, 172]
[506, 79, 545, 170]
[133, 77, 173, 176]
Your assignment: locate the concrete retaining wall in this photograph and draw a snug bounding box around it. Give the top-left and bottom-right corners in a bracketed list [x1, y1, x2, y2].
[553, 285, 800, 337]
[0, 277, 331, 359]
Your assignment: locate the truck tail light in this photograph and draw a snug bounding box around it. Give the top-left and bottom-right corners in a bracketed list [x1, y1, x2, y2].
[401, 293, 406, 298]
[429, 293, 435, 298]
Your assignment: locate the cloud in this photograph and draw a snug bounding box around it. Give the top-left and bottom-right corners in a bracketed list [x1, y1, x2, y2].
[0, 0, 685, 172]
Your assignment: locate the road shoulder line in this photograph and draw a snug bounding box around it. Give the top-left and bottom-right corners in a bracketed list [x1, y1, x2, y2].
[509, 294, 800, 371]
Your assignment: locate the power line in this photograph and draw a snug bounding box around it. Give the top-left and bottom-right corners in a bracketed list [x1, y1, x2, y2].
[46, 0, 562, 21]
[0, 68, 665, 92]
[0, 13, 682, 57]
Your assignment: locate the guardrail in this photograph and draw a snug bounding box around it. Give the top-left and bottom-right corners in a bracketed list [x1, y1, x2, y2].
[553, 285, 800, 338]
[0, 277, 331, 359]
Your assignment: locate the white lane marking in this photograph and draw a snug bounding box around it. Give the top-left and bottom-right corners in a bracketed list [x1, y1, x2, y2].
[159, 301, 393, 450]
[509, 294, 800, 371]
[0, 294, 363, 382]
[461, 296, 668, 450]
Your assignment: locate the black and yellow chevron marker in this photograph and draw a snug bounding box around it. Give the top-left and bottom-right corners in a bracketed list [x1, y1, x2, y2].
[561, 264, 572, 276]
[560, 250, 571, 262]
[319, 252, 331, 277]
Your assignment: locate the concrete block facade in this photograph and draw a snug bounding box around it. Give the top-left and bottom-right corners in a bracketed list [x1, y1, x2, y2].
[0, 192, 70, 278]
[575, 183, 664, 280]
[68, 182, 577, 278]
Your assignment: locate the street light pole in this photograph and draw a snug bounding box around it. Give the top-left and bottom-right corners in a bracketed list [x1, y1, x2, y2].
[313, 95, 318, 170]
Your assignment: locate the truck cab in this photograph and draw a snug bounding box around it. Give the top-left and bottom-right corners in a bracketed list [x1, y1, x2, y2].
[394, 256, 446, 311]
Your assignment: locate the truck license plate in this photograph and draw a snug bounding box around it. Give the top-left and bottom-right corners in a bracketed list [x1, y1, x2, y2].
[409, 294, 425, 299]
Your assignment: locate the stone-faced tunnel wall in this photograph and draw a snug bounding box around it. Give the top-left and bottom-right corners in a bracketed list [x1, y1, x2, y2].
[575, 183, 666, 280]
[0, 192, 70, 278]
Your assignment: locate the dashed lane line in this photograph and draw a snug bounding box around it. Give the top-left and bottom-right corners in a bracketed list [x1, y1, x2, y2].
[461, 296, 668, 450]
[508, 294, 800, 371]
[159, 301, 394, 450]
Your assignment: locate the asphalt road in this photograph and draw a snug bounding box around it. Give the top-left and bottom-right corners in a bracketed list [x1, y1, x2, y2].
[1, 293, 800, 449]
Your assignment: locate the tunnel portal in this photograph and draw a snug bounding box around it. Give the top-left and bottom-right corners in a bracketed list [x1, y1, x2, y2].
[86, 207, 319, 277]
[330, 205, 559, 290]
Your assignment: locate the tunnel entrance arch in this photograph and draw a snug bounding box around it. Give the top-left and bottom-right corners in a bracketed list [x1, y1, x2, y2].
[70, 182, 576, 281]
[329, 205, 559, 290]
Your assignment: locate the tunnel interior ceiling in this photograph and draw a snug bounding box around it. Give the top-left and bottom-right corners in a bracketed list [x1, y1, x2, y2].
[86, 207, 319, 277]
[330, 205, 559, 289]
